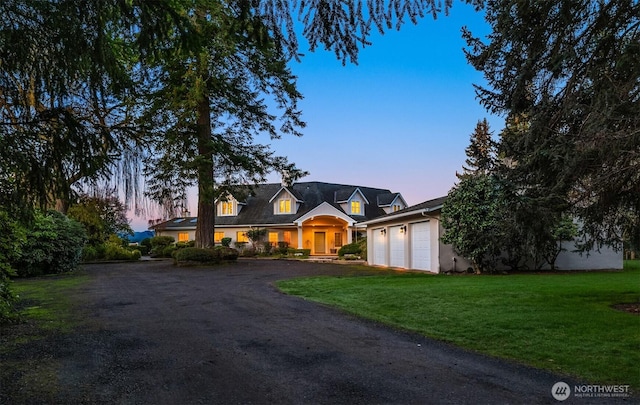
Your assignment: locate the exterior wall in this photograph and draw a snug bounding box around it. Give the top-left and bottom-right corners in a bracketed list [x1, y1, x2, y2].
[437, 221, 473, 273]
[551, 243, 623, 270]
[154, 229, 196, 242]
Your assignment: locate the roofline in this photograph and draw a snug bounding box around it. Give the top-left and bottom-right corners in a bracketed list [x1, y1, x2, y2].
[358, 204, 443, 226]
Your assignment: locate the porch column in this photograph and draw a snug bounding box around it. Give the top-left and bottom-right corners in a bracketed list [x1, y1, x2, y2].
[297, 224, 303, 249]
[347, 225, 353, 244]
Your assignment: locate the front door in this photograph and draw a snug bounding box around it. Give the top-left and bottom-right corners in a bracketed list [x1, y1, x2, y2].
[314, 232, 326, 254]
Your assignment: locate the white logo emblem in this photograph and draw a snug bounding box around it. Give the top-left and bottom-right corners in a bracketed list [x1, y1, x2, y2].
[552, 382, 571, 401]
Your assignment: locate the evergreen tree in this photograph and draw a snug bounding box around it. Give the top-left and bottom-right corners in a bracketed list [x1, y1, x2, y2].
[463, 0, 640, 248]
[460, 118, 495, 177]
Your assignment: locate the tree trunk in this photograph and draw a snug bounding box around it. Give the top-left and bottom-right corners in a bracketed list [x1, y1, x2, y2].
[194, 96, 215, 248]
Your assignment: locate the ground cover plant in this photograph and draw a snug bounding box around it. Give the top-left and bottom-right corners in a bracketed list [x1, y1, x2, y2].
[277, 261, 640, 390]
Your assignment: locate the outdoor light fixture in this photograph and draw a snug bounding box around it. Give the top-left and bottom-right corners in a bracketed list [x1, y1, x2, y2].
[380, 229, 387, 235]
[400, 225, 407, 234]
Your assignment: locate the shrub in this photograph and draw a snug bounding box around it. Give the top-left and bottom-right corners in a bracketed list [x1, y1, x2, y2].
[277, 241, 289, 255]
[174, 247, 219, 265]
[81, 245, 99, 262]
[215, 246, 239, 261]
[288, 248, 311, 257]
[261, 241, 273, 255]
[131, 244, 150, 256]
[0, 211, 24, 323]
[150, 235, 175, 257]
[104, 242, 141, 261]
[15, 211, 87, 277]
[338, 242, 362, 257]
[140, 237, 152, 250]
[221, 237, 232, 247]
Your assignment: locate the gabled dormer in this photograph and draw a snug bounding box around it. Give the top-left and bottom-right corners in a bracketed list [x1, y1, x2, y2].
[335, 187, 369, 216]
[268, 186, 303, 215]
[216, 193, 245, 217]
[377, 193, 408, 214]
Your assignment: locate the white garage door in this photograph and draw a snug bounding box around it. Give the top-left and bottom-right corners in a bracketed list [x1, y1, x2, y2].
[372, 228, 387, 266]
[411, 221, 431, 271]
[389, 225, 406, 268]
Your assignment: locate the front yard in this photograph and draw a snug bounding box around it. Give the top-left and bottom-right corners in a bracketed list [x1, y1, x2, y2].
[277, 260, 640, 390]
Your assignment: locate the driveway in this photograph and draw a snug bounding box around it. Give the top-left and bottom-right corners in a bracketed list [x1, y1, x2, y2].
[2, 259, 603, 404]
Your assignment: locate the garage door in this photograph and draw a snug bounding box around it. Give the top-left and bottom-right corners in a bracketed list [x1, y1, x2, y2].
[372, 228, 387, 266]
[389, 225, 405, 268]
[411, 221, 431, 271]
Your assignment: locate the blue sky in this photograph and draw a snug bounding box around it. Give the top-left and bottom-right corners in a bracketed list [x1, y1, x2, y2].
[131, 2, 502, 230]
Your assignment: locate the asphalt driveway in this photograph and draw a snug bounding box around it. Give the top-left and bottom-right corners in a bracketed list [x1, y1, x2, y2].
[2, 259, 612, 404]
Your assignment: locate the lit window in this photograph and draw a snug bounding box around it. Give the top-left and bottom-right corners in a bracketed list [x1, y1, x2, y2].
[334, 232, 343, 247]
[178, 232, 189, 242]
[279, 199, 291, 214]
[351, 201, 361, 214]
[393, 204, 401, 212]
[221, 201, 233, 215]
[283, 231, 291, 244]
[214, 232, 225, 243]
[269, 232, 279, 246]
[236, 231, 248, 243]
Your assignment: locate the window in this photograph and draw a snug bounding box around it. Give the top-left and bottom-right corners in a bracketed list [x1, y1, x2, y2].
[283, 231, 291, 244]
[236, 231, 249, 243]
[334, 232, 343, 247]
[278, 198, 291, 214]
[393, 204, 401, 212]
[221, 201, 233, 215]
[178, 232, 189, 242]
[214, 232, 225, 243]
[269, 232, 279, 246]
[351, 201, 361, 215]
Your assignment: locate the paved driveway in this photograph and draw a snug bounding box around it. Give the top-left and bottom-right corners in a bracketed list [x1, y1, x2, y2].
[3, 260, 600, 404]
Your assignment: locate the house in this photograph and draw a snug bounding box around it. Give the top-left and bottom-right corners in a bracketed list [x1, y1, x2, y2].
[360, 197, 623, 273]
[150, 181, 407, 255]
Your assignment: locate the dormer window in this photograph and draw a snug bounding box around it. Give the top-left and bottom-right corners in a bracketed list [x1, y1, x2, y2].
[351, 201, 361, 215]
[279, 198, 291, 214]
[221, 201, 234, 216]
[393, 204, 401, 212]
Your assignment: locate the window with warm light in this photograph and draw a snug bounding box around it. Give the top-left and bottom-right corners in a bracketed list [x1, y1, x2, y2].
[393, 204, 401, 212]
[283, 231, 291, 244]
[214, 232, 225, 243]
[221, 201, 233, 215]
[351, 201, 361, 215]
[278, 198, 291, 214]
[236, 231, 248, 243]
[269, 232, 279, 246]
[178, 232, 189, 242]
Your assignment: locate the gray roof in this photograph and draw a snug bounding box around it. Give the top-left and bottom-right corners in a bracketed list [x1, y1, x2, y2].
[151, 181, 399, 230]
[357, 196, 447, 226]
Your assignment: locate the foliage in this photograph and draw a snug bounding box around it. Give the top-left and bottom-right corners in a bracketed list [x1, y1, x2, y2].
[246, 229, 267, 251]
[173, 246, 238, 265]
[14, 211, 87, 277]
[215, 246, 239, 261]
[287, 248, 311, 257]
[441, 175, 503, 273]
[103, 235, 141, 261]
[174, 247, 220, 265]
[149, 236, 175, 257]
[338, 243, 363, 257]
[463, 0, 640, 250]
[0, 211, 25, 323]
[67, 194, 133, 247]
[277, 241, 289, 255]
[221, 237, 232, 247]
[261, 241, 273, 255]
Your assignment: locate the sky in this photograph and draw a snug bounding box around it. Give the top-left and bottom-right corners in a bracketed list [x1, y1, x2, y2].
[129, 2, 503, 231]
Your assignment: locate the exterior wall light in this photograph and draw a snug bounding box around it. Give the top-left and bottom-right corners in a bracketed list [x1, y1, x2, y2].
[380, 229, 387, 235]
[400, 225, 407, 234]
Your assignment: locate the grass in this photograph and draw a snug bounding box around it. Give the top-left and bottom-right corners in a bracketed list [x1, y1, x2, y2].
[277, 260, 640, 390]
[10, 272, 90, 334]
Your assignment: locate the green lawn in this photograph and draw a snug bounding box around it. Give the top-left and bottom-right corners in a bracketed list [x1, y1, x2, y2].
[277, 260, 640, 389]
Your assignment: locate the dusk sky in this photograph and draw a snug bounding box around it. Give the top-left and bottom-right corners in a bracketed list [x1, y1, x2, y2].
[131, 2, 502, 230]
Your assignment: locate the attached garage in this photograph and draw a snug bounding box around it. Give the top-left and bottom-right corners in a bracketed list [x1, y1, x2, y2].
[372, 228, 387, 266]
[389, 225, 406, 268]
[411, 221, 431, 271]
